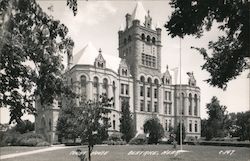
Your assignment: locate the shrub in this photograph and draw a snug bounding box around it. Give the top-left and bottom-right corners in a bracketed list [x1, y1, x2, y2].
[129, 134, 147, 145]
[37, 141, 50, 146]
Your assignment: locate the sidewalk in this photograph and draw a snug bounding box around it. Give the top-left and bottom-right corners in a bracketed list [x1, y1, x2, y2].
[0, 145, 78, 160]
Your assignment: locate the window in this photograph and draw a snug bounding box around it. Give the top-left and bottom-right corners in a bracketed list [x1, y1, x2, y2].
[147, 101, 151, 112]
[147, 87, 151, 97]
[168, 103, 172, 115]
[147, 35, 150, 42]
[165, 91, 171, 101]
[154, 79, 159, 85]
[140, 76, 145, 83]
[112, 81, 115, 107]
[124, 38, 127, 45]
[147, 77, 152, 84]
[154, 102, 158, 112]
[152, 37, 156, 44]
[189, 93, 192, 115]
[195, 121, 198, 132]
[102, 78, 108, 95]
[93, 77, 99, 100]
[165, 120, 168, 131]
[164, 103, 167, 114]
[168, 120, 172, 131]
[189, 120, 192, 132]
[125, 84, 129, 95]
[141, 33, 145, 41]
[113, 120, 116, 130]
[181, 93, 185, 115]
[140, 86, 144, 97]
[168, 92, 171, 101]
[128, 35, 131, 42]
[194, 94, 198, 116]
[154, 88, 158, 98]
[121, 84, 124, 94]
[141, 53, 156, 68]
[80, 75, 87, 101]
[140, 100, 144, 111]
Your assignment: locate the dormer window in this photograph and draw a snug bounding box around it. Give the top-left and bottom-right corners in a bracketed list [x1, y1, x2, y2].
[147, 35, 150, 42]
[94, 48, 106, 68]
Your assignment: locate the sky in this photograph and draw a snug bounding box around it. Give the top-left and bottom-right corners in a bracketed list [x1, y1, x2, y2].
[0, 0, 249, 123]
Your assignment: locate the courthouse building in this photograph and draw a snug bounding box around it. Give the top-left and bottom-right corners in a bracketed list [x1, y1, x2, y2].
[35, 2, 201, 143]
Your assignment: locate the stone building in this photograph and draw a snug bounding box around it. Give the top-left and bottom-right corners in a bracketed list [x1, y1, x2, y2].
[35, 2, 201, 144]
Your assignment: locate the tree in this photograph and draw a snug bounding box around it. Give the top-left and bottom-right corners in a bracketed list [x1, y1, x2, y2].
[165, 0, 249, 89]
[235, 111, 250, 141]
[77, 94, 112, 161]
[119, 99, 135, 143]
[56, 100, 81, 143]
[205, 96, 228, 140]
[14, 120, 34, 134]
[0, 0, 74, 123]
[175, 122, 186, 144]
[143, 117, 164, 144]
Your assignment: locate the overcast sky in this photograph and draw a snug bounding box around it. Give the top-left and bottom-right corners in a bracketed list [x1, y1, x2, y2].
[0, 0, 249, 123]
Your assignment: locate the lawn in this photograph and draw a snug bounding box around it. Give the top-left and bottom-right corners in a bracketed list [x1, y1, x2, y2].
[1, 144, 249, 161]
[0, 146, 47, 156]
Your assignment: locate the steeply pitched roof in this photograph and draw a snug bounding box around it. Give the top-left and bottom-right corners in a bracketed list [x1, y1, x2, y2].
[73, 42, 121, 71]
[131, 1, 147, 24]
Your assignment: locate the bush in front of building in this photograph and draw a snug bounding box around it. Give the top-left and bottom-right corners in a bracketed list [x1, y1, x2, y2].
[1, 131, 50, 146]
[129, 134, 147, 145]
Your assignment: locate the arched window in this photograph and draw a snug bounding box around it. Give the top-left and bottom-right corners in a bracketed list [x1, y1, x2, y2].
[152, 37, 156, 44]
[154, 79, 159, 85]
[147, 77, 152, 84]
[146, 35, 151, 42]
[80, 75, 87, 101]
[189, 93, 192, 115]
[102, 78, 108, 95]
[93, 77, 99, 100]
[141, 33, 145, 41]
[128, 35, 132, 42]
[194, 94, 198, 116]
[140, 76, 145, 83]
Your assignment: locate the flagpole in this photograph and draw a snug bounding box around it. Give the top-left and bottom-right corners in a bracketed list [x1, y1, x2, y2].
[179, 37, 183, 151]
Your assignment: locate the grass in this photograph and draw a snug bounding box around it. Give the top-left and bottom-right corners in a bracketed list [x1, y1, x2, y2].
[1, 144, 250, 161]
[0, 146, 47, 156]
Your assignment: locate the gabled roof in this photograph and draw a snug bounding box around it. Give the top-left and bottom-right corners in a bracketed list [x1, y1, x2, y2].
[73, 42, 121, 71]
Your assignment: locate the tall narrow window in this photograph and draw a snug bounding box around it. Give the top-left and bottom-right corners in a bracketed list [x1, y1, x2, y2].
[154, 88, 158, 98]
[181, 93, 185, 115]
[189, 93, 192, 115]
[140, 100, 144, 111]
[125, 84, 129, 95]
[164, 102, 167, 114]
[168, 120, 172, 131]
[154, 102, 158, 112]
[189, 120, 192, 132]
[194, 94, 198, 116]
[165, 120, 168, 131]
[168, 103, 172, 115]
[93, 77, 99, 101]
[147, 87, 151, 97]
[102, 78, 108, 95]
[140, 86, 144, 97]
[112, 81, 116, 107]
[147, 101, 151, 112]
[121, 84, 124, 94]
[195, 121, 198, 132]
[80, 75, 87, 101]
[113, 120, 116, 130]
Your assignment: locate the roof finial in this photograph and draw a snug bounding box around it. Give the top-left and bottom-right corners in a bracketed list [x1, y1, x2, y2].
[148, 10, 150, 16]
[99, 48, 102, 55]
[166, 65, 168, 70]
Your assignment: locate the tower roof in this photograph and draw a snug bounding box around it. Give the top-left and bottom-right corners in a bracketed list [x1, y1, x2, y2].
[131, 2, 147, 24]
[73, 42, 121, 71]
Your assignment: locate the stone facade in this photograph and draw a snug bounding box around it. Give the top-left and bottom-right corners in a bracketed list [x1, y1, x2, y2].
[35, 2, 201, 144]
